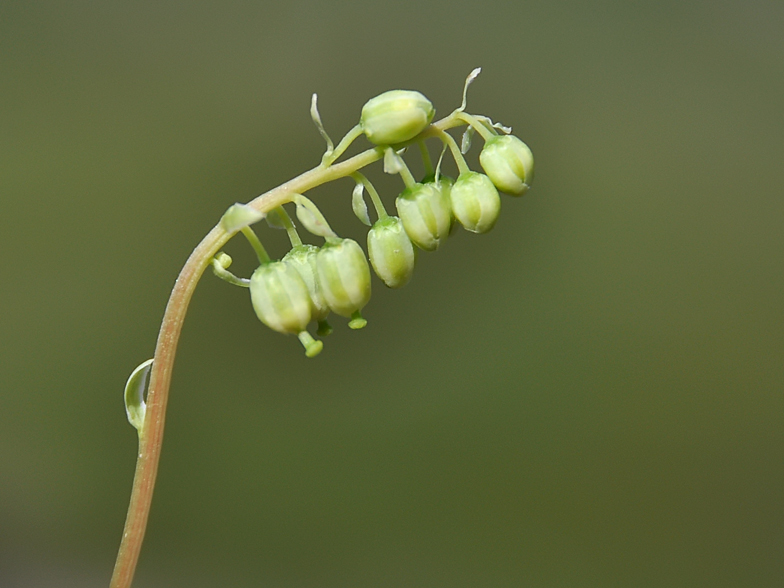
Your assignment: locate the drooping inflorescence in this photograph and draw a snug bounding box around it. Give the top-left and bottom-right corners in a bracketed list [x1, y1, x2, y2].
[113, 69, 537, 588]
[212, 69, 534, 357]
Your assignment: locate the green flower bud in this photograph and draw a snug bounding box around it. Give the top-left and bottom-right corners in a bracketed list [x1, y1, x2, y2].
[450, 172, 501, 234]
[250, 261, 313, 334]
[283, 244, 330, 322]
[395, 178, 453, 251]
[479, 135, 534, 196]
[367, 216, 416, 289]
[360, 90, 435, 145]
[316, 238, 371, 325]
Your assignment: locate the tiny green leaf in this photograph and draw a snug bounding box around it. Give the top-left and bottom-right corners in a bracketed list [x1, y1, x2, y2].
[458, 67, 482, 112]
[220, 203, 265, 233]
[475, 114, 512, 135]
[434, 143, 447, 182]
[294, 195, 337, 238]
[295, 202, 322, 235]
[461, 126, 475, 154]
[265, 207, 286, 230]
[310, 93, 334, 153]
[124, 359, 153, 433]
[383, 147, 404, 174]
[352, 183, 371, 226]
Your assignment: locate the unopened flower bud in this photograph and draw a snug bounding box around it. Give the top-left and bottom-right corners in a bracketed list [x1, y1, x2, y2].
[250, 262, 313, 334]
[450, 172, 501, 234]
[360, 90, 435, 145]
[283, 244, 330, 322]
[395, 178, 453, 251]
[316, 238, 371, 327]
[479, 135, 534, 195]
[367, 217, 416, 288]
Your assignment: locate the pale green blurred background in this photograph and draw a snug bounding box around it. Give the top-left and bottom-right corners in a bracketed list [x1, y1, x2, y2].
[1, 1, 782, 586]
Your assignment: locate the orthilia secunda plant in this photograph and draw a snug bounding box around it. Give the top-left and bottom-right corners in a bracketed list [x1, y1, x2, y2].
[112, 68, 535, 588]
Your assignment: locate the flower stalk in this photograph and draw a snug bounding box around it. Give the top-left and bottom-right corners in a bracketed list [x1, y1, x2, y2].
[110, 113, 472, 588]
[111, 66, 537, 586]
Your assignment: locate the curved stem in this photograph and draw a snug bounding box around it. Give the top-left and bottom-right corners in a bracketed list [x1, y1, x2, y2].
[211, 256, 251, 287]
[352, 172, 388, 221]
[418, 140, 434, 176]
[437, 129, 471, 175]
[109, 223, 230, 588]
[275, 206, 303, 248]
[322, 123, 363, 166]
[454, 111, 496, 141]
[396, 157, 417, 188]
[110, 114, 467, 588]
[240, 226, 271, 264]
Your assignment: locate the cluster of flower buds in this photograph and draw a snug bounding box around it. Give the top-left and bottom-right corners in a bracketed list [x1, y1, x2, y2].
[213, 70, 534, 356]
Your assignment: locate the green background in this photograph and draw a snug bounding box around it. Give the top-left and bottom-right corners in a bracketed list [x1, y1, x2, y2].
[2, 1, 782, 586]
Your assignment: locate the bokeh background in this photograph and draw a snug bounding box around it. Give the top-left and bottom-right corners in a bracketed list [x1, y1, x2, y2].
[2, 1, 782, 586]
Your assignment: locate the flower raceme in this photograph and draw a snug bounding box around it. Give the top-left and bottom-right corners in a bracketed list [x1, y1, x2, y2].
[114, 70, 539, 588]
[211, 70, 535, 356]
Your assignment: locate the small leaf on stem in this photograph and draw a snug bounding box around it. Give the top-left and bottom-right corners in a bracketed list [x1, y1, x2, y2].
[294, 196, 337, 238]
[124, 359, 153, 434]
[475, 114, 512, 135]
[434, 143, 447, 182]
[458, 67, 482, 112]
[384, 148, 404, 174]
[310, 93, 334, 153]
[352, 183, 371, 226]
[265, 207, 286, 230]
[461, 126, 475, 154]
[220, 203, 265, 233]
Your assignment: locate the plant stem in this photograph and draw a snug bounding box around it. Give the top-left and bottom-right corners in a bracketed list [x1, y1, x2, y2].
[109, 116, 464, 588]
[395, 155, 418, 188]
[437, 129, 471, 176]
[275, 206, 303, 248]
[351, 172, 388, 221]
[240, 226, 271, 264]
[454, 110, 496, 141]
[418, 140, 433, 176]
